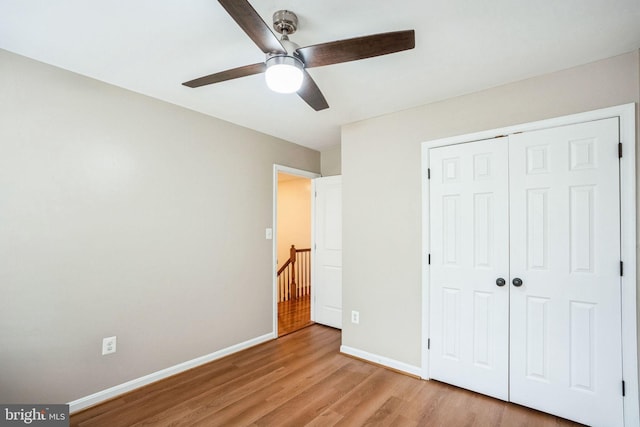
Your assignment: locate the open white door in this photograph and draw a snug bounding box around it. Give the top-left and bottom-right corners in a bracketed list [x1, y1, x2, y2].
[313, 176, 342, 329]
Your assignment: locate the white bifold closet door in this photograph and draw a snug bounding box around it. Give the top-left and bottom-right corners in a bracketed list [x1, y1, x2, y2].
[429, 137, 510, 401]
[508, 118, 622, 426]
[429, 118, 623, 427]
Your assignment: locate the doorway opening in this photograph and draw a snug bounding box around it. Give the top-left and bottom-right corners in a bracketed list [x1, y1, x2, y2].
[273, 166, 319, 336]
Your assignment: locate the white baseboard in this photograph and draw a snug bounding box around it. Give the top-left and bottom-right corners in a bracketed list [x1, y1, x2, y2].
[68, 332, 274, 413]
[340, 345, 422, 377]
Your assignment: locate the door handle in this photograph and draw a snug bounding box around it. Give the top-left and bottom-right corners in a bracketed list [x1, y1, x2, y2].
[512, 277, 523, 287]
[496, 278, 506, 287]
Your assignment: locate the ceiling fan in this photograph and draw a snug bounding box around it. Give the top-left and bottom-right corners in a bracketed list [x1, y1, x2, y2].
[182, 0, 415, 111]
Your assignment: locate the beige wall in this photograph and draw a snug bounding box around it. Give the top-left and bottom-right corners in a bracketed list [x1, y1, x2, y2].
[0, 49, 320, 404]
[341, 50, 640, 368]
[321, 144, 341, 176]
[277, 175, 312, 268]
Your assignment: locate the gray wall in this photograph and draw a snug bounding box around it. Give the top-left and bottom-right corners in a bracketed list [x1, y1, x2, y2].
[0, 49, 320, 404]
[341, 50, 640, 368]
[321, 145, 341, 176]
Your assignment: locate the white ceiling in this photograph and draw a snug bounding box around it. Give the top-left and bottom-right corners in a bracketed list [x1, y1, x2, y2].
[1, 0, 639, 151]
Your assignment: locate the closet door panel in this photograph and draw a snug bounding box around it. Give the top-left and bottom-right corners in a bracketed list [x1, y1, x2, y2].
[508, 118, 623, 427]
[429, 137, 510, 400]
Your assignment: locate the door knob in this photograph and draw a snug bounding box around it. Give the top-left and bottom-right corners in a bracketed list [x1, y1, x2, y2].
[512, 277, 523, 287]
[496, 278, 506, 287]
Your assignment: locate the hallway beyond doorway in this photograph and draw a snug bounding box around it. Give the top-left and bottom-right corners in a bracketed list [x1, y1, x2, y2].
[278, 294, 313, 336]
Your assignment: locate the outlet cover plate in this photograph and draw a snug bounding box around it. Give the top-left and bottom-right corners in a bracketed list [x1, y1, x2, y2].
[102, 336, 117, 355]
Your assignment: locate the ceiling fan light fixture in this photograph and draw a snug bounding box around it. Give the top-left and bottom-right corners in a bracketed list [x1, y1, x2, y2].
[265, 55, 303, 94]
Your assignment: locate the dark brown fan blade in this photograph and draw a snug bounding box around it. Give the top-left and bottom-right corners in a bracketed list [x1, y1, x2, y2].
[296, 30, 415, 68]
[297, 70, 329, 111]
[182, 62, 266, 88]
[218, 0, 286, 55]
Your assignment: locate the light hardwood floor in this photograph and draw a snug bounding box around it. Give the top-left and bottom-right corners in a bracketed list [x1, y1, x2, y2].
[278, 294, 313, 336]
[71, 325, 582, 426]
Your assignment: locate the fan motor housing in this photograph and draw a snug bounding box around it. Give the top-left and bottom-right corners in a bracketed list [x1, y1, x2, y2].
[273, 10, 298, 35]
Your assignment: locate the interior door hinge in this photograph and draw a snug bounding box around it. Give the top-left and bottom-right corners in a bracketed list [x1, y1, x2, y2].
[622, 380, 626, 396]
[620, 261, 624, 277]
[427, 168, 431, 179]
[619, 142, 623, 158]
[428, 338, 431, 350]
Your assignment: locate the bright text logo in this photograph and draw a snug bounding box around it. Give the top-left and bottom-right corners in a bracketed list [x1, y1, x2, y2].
[0, 405, 68, 427]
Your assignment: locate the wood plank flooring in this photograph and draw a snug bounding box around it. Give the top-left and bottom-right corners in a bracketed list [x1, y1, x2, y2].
[278, 294, 313, 336]
[71, 325, 582, 426]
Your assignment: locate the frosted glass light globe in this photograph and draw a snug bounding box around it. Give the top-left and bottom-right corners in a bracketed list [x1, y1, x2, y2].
[265, 56, 304, 94]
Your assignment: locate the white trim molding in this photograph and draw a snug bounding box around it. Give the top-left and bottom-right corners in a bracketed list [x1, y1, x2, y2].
[340, 345, 422, 378]
[421, 103, 637, 425]
[68, 332, 273, 413]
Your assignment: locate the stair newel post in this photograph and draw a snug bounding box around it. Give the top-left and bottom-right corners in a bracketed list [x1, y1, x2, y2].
[290, 245, 297, 299]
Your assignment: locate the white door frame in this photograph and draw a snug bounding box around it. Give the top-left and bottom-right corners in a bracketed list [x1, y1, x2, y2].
[272, 165, 321, 338]
[420, 103, 637, 425]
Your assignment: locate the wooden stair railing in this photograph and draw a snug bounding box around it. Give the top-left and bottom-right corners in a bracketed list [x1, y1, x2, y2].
[277, 245, 311, 302]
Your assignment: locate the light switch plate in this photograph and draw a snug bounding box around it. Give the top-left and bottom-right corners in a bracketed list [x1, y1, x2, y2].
[265, 228, 273, 240]
[351, 311, 360, 324]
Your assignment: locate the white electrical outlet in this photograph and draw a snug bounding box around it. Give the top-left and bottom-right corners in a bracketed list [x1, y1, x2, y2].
[102, 336, 117, 355]
[351, 310, 360, 324]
